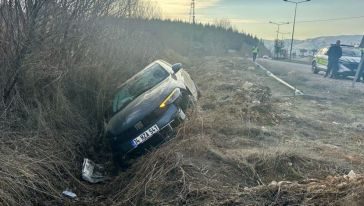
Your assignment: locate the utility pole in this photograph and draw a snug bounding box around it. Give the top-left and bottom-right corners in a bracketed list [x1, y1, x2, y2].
[190, 0, 196, 24]
[279, 32, 291, 40]
[269, 21, 289, 41]
[269, 21, 289, 59]
[353, 35, 364, 87]
[127, 0, 131, 18]
[283, 0, 311, 60]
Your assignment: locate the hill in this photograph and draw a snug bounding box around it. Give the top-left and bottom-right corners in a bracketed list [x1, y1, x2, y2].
[264, 35, 363, 53]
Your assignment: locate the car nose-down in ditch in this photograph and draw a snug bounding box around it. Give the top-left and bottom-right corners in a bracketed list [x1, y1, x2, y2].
[105, 60, 199, 161]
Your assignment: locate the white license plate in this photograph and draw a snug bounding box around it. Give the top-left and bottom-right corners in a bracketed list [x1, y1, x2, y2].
[132, 124, 160, 147]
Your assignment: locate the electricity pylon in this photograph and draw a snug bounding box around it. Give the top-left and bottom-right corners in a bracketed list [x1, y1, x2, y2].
[189, 0, 195, 24]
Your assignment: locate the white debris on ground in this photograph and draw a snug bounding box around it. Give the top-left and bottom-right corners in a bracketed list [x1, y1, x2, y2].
[62, 189, 77, 199]
[82, 158, 110, 184]
[243, 81, 254, 90]
[345, 170, 357, 181]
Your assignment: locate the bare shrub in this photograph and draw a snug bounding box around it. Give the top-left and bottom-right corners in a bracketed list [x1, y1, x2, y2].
[0, 0, 152, 204]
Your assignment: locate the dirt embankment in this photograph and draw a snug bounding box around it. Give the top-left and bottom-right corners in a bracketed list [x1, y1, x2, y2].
[60, 56, 364, 206]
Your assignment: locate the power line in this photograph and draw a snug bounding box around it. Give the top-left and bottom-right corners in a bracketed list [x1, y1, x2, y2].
[243, 15, 364, 25]
[127, 0, 131, 18]
[296, 15, 364, 23]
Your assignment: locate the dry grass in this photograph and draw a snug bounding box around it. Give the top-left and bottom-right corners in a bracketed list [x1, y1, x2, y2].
[231, 173, 364, 205]
[0, 135, 75, 205]
[92, 56, 364, 206]
[0, 88, 93, 205]
[104, 108, 353, 205]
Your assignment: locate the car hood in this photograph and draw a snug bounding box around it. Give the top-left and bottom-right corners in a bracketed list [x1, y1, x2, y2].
[106, 76, 179, 136]
[339, 56, 361, 64]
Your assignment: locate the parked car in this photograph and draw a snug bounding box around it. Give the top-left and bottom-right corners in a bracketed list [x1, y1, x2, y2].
[106, 60, 199, 162]
[311, 46, 362, 77]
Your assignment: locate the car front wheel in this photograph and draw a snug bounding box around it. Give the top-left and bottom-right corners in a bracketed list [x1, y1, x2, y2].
[180, 94, 195, 113]
[312, 61, 319, 74]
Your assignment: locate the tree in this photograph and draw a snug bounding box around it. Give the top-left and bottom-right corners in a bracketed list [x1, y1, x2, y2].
[0, 0, 135, 103]
[213, 18, 232, 30]
[353, 35, 364, 86]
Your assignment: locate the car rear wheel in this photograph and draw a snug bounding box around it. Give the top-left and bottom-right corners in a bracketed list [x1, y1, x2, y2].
[312, 61, 319, 74]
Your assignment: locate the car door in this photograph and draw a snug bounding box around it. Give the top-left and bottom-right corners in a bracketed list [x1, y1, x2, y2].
[314, 49, 322, 67]
[317, 48, 329, 71]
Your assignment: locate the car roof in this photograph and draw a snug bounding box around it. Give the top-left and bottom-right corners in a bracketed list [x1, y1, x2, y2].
[325, 44, 356, 48]
[319, 45, 358, 50]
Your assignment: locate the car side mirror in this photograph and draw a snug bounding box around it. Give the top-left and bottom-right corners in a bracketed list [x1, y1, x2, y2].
[172, 63, 182, 73]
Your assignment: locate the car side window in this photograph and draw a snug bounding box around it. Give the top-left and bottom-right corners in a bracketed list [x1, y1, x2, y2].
[317, 49, 322, 55]
[159, 61, 174, 74]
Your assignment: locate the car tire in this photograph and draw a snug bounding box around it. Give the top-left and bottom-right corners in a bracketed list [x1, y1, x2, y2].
[181, 94, 195, 113]
[312, 61, 319, 74]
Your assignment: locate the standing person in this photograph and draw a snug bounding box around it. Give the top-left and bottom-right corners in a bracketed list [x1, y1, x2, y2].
[354, 36, 364, 85]
[325, 40, 342, 78]
[252, 46, 259, 62]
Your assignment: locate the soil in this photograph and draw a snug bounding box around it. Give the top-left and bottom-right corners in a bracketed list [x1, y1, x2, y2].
[67, 56, 364, 205]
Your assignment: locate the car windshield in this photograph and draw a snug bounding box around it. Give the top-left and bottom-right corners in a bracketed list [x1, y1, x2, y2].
[112, 63, 169, 113]
[342, 48, 361, 57]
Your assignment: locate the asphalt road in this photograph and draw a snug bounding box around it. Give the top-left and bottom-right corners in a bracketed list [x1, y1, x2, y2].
[254, 57, 364, 170]
[257, 58, 364, 96]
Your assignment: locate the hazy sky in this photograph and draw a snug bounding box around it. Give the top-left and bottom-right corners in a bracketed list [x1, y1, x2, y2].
[155, 0, 364, 40]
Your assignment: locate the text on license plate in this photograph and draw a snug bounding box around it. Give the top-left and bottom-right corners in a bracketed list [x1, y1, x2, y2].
[132, 125, 159, 147]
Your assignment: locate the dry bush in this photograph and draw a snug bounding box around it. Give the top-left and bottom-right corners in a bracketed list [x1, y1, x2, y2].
[0, 133, 81, 205]
[0, 0, 160, 204]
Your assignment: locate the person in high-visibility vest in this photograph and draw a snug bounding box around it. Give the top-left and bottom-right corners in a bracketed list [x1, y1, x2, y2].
[252, 46, 259, 62]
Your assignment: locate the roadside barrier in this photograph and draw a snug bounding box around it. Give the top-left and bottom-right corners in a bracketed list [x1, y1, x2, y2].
[253, 61, 304, 96]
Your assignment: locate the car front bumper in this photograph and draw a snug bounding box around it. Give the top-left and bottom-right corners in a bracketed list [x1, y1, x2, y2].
[111, 104, 185, 155]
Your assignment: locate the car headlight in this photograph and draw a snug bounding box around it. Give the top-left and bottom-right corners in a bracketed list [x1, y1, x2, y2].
[160, 88, 181, 108]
